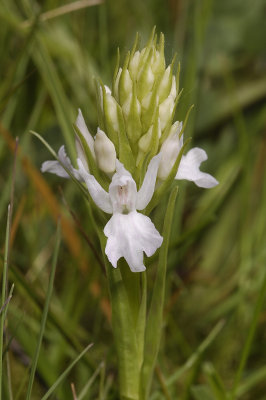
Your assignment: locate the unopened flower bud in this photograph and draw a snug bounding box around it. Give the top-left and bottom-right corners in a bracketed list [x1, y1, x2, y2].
[159, 96, 175, 131]
[157, 66, 172, 103]
[119, 69, 133, 105]
[157, 121, 182, 180]
[138, 125, 153, 153]
[110, 31, 181, 163]
[122, 94, 132, 118]
[105, 93, 119, 132]
[169, 76, 177, 99]
[137, 64, 155, 101]
[151, 49, 165, 77]
[99, 85, 112, 111]
[94, 128, 116, 173]
[122, 88, 142, 145]
[128, 50, 140, 80]
[114, 68, 122, 99]
[141, 92, 152, 109]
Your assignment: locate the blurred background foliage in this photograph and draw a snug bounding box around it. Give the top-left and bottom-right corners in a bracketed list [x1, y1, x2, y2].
[0, 0, 266, 398]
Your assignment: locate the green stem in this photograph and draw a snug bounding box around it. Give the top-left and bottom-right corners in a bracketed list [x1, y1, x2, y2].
[140, 186, 178, 399]
[105, 265, 140, 400]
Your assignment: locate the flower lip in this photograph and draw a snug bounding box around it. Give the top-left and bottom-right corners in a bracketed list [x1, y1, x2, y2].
[104, 211, 163, 272]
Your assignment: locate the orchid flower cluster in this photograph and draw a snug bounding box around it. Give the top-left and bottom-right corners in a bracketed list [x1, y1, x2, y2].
[42, 31, 218, 273]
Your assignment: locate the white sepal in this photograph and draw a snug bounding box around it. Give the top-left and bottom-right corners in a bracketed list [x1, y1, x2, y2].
[77, 159, 113, 213]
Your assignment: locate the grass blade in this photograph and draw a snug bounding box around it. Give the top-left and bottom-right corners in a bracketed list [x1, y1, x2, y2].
[32, 36, 76, 159]
[231, 269, 266, 399]
[166, 320, 225, 387]
[77, 361, 104, 400]
[40, 343, 93, 400]
[0, 205, 12, 400]
[25, 222, 61, 400]
[236, 366, 266, 398]
[21, 0, 103, 28]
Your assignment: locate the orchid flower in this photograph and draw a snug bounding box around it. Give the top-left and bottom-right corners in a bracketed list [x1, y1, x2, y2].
[78, 154, 163, 273]
[158, 121, 218, 188]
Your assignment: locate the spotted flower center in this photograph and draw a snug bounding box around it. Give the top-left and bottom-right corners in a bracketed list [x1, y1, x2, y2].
[110, 180, 136, 214]
[117, 185, 130, 214]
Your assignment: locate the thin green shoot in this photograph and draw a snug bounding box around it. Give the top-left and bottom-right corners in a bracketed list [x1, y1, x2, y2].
[0, 205, 12, 400]
[77, 361, 104, 400]
[25, 222, 61, 400]
[40, 342, 93, 400]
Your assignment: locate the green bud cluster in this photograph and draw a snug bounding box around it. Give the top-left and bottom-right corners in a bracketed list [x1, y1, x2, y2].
[96, 29, 181, 176]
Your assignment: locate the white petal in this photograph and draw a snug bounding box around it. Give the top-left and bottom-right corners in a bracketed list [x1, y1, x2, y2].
[104, 211, 163, 272]
[76, 109, 95, 159]
[176, 147, 219, 188]
[41, 145, 80, 180]
[77, 159, 112, 214]
[136, 153, 161, 210]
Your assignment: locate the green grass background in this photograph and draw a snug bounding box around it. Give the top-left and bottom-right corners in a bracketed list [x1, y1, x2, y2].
[0, 0, 266, 398]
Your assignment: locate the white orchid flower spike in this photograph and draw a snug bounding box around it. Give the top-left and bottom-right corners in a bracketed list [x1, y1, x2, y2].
[78, 154, 163, 273]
